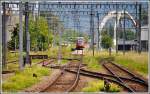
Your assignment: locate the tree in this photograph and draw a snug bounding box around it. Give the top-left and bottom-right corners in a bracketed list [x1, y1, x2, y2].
[8, 16, 53, 51]
[8, 24, 19, 50]
[29, 16, 52, 51]
[119, 29, 135, 40]
[101, 34, 113, 49]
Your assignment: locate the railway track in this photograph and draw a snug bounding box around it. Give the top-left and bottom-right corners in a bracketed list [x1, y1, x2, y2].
[65, 68, 148, 92]
[41, 62, 81, 92]
[40, 55, 147, 92]
[102, 61, 148, 92]
[44, 60, 148, 92]
[41, 55, 83, 92]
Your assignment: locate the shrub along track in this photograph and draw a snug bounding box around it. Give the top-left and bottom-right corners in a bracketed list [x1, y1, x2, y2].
[40, 55, 83, 92]
[101, 61, 148, 92]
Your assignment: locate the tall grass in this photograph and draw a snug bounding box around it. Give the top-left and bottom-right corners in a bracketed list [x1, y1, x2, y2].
[7, 47, 148, 76]
[2, 66, 50, 92]
[115, 52, 148, 76]
[83, 50, 148, 76]
[83, 50, 113, 71]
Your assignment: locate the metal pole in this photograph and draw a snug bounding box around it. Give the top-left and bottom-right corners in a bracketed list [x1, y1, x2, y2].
[138, 4, 142, 54]
[135, 2, 138, 52]
[116, 3, 118, 54]
[123, 10, 125, 55]
[97, 13, 100, 50]
[19, 2, 23, 70]
[58, 2, 62, 64]
[25, 2, 30, 65]
[0, 1, 2, 72]
[148, 1, 150, 93]
[90, 4, 94, 56]
[2, 2, 6, 69]
[58, 22, 62, 64]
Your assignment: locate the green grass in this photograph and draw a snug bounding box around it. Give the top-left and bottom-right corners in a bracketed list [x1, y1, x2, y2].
[3, 59, 45, 71]
[82, 80, 122, 92]
[83, 56, 102, 71]
[6, 48, 148, 76]
[32, 59, 44, 64]
[83, 50, 113, 71]
[83, 50, 148, 77]
[2, 66, 50, 92]
[30, 46, 73, 58]
[115, 52, 148, 76]
[4, 48, 147, 92]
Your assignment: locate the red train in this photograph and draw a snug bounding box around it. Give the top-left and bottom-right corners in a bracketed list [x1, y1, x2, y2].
[76, 37, 85, 49]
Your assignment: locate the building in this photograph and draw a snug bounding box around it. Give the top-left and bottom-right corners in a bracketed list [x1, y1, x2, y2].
[118, 25, 148, 51]
[118, 39, 137, 51]
[141, 25, 148, 51]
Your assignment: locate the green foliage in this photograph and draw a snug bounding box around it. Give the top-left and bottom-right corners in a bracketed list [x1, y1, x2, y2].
[29, 16, 52, 51]
[83, 56, 102, 71]
[8, 24, 19, 50]
[101, 25, 114, 39]
[2, 66, 50, 92]
[8, 15, 53, 51]
[82, 80, 121, 92]
[101, 34, 113, 49]
[119, 29, 136, 40]
[115, 52, 148, 76]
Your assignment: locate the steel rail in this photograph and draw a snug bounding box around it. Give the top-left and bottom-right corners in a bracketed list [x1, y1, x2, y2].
[102, 62, 135, 92]
[65, 69, 137, 92]
[80, 69, 148, 86]
[109, 61, 147, 84]
[67, 63, 81, 92]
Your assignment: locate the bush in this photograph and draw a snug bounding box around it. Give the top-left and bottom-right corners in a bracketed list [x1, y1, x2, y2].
[82, 80, 122, 92]
[101, 35, 113, 49]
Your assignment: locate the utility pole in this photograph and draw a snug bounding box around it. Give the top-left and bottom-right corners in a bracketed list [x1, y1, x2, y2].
[25, 2, 30, 65]
[116, 3, 118, 54]
[0, 1, 2, 71]
[90, 4, 95, 56]
[123, 10, 126, 55]
[19, 2, 23, 70]
[97, 13, 100, 50]
[135, 2, 138, 53]
[58, 2, 62, 64]
[2, 2, 6, 69]
[148, 1, 150, 93]
[138, 4, 142, 54]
